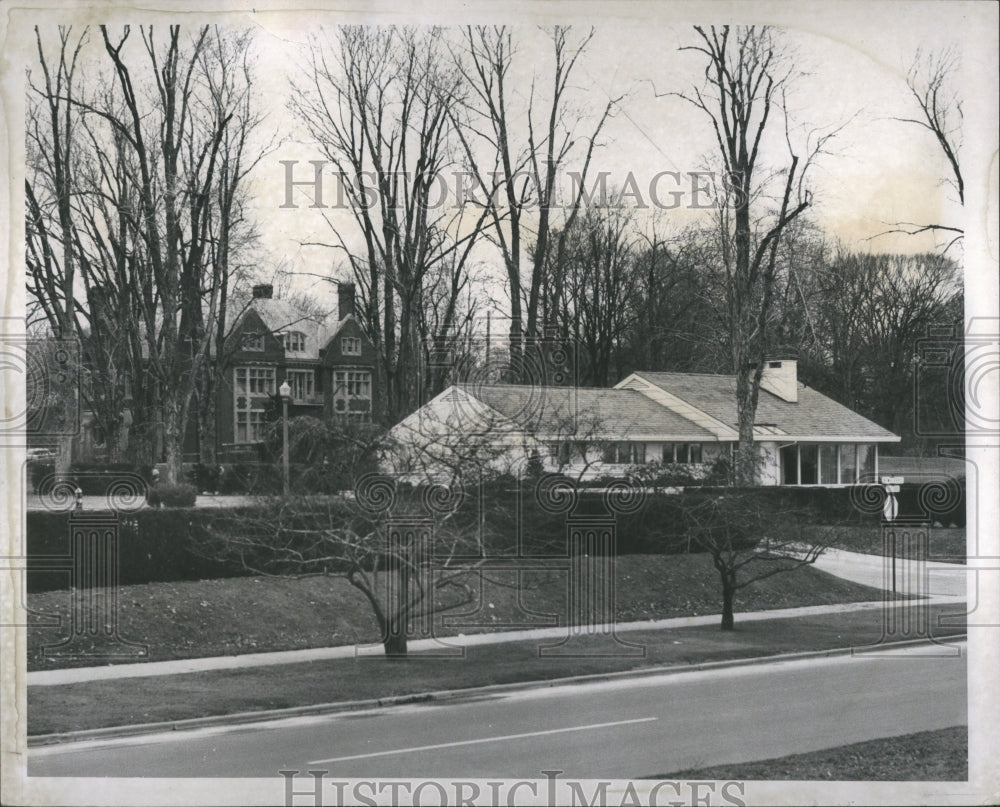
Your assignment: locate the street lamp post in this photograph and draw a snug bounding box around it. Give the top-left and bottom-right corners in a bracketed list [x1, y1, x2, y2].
[279, 380, 291, 496]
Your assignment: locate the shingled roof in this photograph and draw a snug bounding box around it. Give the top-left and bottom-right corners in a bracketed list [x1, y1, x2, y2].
[230, 297, 357, 361]
[628, 372, 899, 441]
[464, 384, 716, 440]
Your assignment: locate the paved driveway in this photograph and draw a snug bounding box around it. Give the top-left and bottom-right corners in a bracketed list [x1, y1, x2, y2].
[813, 547, 967, 597]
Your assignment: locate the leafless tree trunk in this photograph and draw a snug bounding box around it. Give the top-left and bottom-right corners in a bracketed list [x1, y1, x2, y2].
[676, 26, 812, 485]
[681, 492, 830, 630]
[543, 200, 640, 386]
[25, 26, 88, 472]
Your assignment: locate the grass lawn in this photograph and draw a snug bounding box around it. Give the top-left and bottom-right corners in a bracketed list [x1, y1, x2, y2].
[28, 603, 966, 736]
[807, 525, 966, 562]
[653, 726, 967, 781]
[27, 553, 899, 671]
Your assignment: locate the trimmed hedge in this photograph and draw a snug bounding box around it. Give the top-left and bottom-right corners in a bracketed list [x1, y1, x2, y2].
[26, 508, 243, 592]
[25, 479, 964, 592]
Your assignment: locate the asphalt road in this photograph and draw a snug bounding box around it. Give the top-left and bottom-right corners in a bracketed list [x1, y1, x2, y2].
[29, 642, 966, 779]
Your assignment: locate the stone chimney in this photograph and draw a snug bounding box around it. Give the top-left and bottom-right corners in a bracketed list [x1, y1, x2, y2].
[760, 357, 798, 403]
[338, 282, 356, 320]
[252, 283, 273, 299]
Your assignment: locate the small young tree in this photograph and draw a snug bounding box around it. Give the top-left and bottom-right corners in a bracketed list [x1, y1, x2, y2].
[200, 470, 497, 658]
[680, 492, 828, 630]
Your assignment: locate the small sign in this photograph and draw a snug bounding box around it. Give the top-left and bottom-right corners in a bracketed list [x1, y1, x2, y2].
[884, 484, 901, 493]
[883, 494, 899, 522]
[881, 476, 904, 485]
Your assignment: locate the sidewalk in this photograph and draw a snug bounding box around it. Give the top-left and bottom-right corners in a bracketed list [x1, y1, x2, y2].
[25, 492, 257, 512]
[27, 594, 963, 687]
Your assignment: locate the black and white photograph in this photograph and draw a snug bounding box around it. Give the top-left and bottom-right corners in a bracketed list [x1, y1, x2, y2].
[1, 1, 998, 805]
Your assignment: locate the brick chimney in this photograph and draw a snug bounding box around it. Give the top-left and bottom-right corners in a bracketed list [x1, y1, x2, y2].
[338, 282, 356, 320]
[760, 357, 798, 403]
[252, 283, 273, 299]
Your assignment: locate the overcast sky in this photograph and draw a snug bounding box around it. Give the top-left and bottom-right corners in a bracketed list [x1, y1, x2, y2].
[7, 1, 998, 318]
[237, 4, 989, 311]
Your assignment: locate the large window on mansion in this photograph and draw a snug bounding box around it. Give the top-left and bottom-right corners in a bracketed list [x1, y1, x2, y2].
[342, 336, 361, 356]
[332, 370, 371, 414]
[283, 331, 306, 352]
[234, 367, 274, 443]
[235, 367, 275, 395]
[286, 369, 315, 401]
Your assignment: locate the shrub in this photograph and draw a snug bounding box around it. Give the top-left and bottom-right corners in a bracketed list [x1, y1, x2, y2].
[147, 483, 198, 508]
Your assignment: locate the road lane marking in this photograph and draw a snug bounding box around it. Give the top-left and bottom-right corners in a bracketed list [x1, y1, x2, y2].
[307, 717, 658, 764]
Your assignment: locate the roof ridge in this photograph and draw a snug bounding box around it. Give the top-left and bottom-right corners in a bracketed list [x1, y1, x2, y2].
[637, 370, 735, 378]
[459, 382, 635, 391]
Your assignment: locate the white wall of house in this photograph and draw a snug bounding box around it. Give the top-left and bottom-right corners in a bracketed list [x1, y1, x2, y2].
[389, 387, 891, 489]
[385, 388, 542, 482]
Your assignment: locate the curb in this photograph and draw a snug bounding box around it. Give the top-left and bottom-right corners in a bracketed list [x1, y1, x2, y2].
[28, 632, 967, 748]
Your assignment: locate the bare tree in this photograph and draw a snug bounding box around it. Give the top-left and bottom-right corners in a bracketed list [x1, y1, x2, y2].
[26, 25, 266, 479]
[542, 199, 641, 386]
[878, 47, 963, 253]
[675, 25, 820, 485]
[621, 221, 721, 375]
[451, 26, 620, 379]
[796, 247, 960, 450]
[290, 26, 489, 423]
[196, 28, 275, 467]
[25, 26, 88, 469]
[680, 492, 829, 630]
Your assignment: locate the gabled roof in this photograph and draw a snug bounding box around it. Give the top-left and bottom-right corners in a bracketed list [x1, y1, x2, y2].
[465, 384, 716, 441]
[243, 298, 331, 360]
[626, 372, 899, 442]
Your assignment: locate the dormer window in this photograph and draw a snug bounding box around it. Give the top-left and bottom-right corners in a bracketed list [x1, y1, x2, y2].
[242, 332, 264, 351]
[283, 331, 306, 352]
[342, 336, 361, 356]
